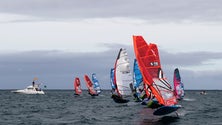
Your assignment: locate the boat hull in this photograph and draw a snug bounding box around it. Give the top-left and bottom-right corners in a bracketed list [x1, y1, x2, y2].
[11, 89, 45, 94]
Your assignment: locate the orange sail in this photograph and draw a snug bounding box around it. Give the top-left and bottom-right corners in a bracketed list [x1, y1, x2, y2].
[84, 74, 97, 96]
[133, 35, 177, 106]
[74, 77, 82, 95]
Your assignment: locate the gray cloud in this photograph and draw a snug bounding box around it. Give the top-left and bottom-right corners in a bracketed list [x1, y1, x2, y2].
[160, 50, 222, 66]
[0, 0, 222, 23]
[0, 44, 222, 90]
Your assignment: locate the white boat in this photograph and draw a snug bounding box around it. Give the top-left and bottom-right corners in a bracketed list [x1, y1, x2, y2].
[12, 85, 45, 94]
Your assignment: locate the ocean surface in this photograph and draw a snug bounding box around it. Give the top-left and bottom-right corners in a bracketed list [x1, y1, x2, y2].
[0, 90, 222, 125]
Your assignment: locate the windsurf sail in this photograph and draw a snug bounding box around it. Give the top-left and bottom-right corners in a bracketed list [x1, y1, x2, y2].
[133, 59, 144, 98]
[110, 68, 116, 91]
[133, 59, 143, 89]
[133, 59, 153, 102]
[173, 68, 185, 100]
[74, 77, 82, 95]
[84, 74, 98, 96]
[114, 48, 133, 97]
[92, 73, 101, 95]
[133, 36, 177, 106]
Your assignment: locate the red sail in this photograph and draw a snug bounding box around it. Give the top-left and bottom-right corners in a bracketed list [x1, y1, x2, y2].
[74, 77, 82, 95]
[84, 74, 97, 95]
[133, 35, 177, 106]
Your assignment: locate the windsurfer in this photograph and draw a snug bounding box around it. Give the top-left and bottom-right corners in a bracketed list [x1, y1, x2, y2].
[147, 99, 162, 109]
[111, 87, 129, 103]
[132, 87, 142, 102]
[140, 91, 151, 105]
[111, 88, 116, 95]
[140, 92, 162, 109]
[133, 93, 141, 102]
[111, 83, 118, 95]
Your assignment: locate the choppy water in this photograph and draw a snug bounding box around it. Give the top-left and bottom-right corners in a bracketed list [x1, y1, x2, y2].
[0, 90, 222, 125]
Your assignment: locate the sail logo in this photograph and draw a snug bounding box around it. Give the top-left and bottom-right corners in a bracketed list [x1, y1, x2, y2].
[150, 62, 158, 66]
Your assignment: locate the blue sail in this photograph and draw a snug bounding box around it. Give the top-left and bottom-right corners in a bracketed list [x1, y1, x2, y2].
[133, 59, 145, 102]
[110, 68, 116, 91]
[92, 73, 101, 94]
[133, 59, 143, 89]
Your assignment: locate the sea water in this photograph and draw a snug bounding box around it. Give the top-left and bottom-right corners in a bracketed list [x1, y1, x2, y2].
[0, 90, 222, 125]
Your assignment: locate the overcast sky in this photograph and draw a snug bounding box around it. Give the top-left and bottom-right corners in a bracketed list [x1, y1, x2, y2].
[0, 0, 222, 90]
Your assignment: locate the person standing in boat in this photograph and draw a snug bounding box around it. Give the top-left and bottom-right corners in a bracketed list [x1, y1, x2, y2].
[32, 80, 39, 91]
[32, 81, 35, 87]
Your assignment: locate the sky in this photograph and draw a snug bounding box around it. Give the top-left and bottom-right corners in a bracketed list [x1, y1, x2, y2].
[0, 0, 222, 90]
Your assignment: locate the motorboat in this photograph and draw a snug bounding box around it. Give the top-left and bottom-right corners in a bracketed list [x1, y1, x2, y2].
[11, 85, 45, 94]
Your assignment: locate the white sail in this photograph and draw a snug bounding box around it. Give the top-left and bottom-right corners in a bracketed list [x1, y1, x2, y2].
[115, 48, 133, 96]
